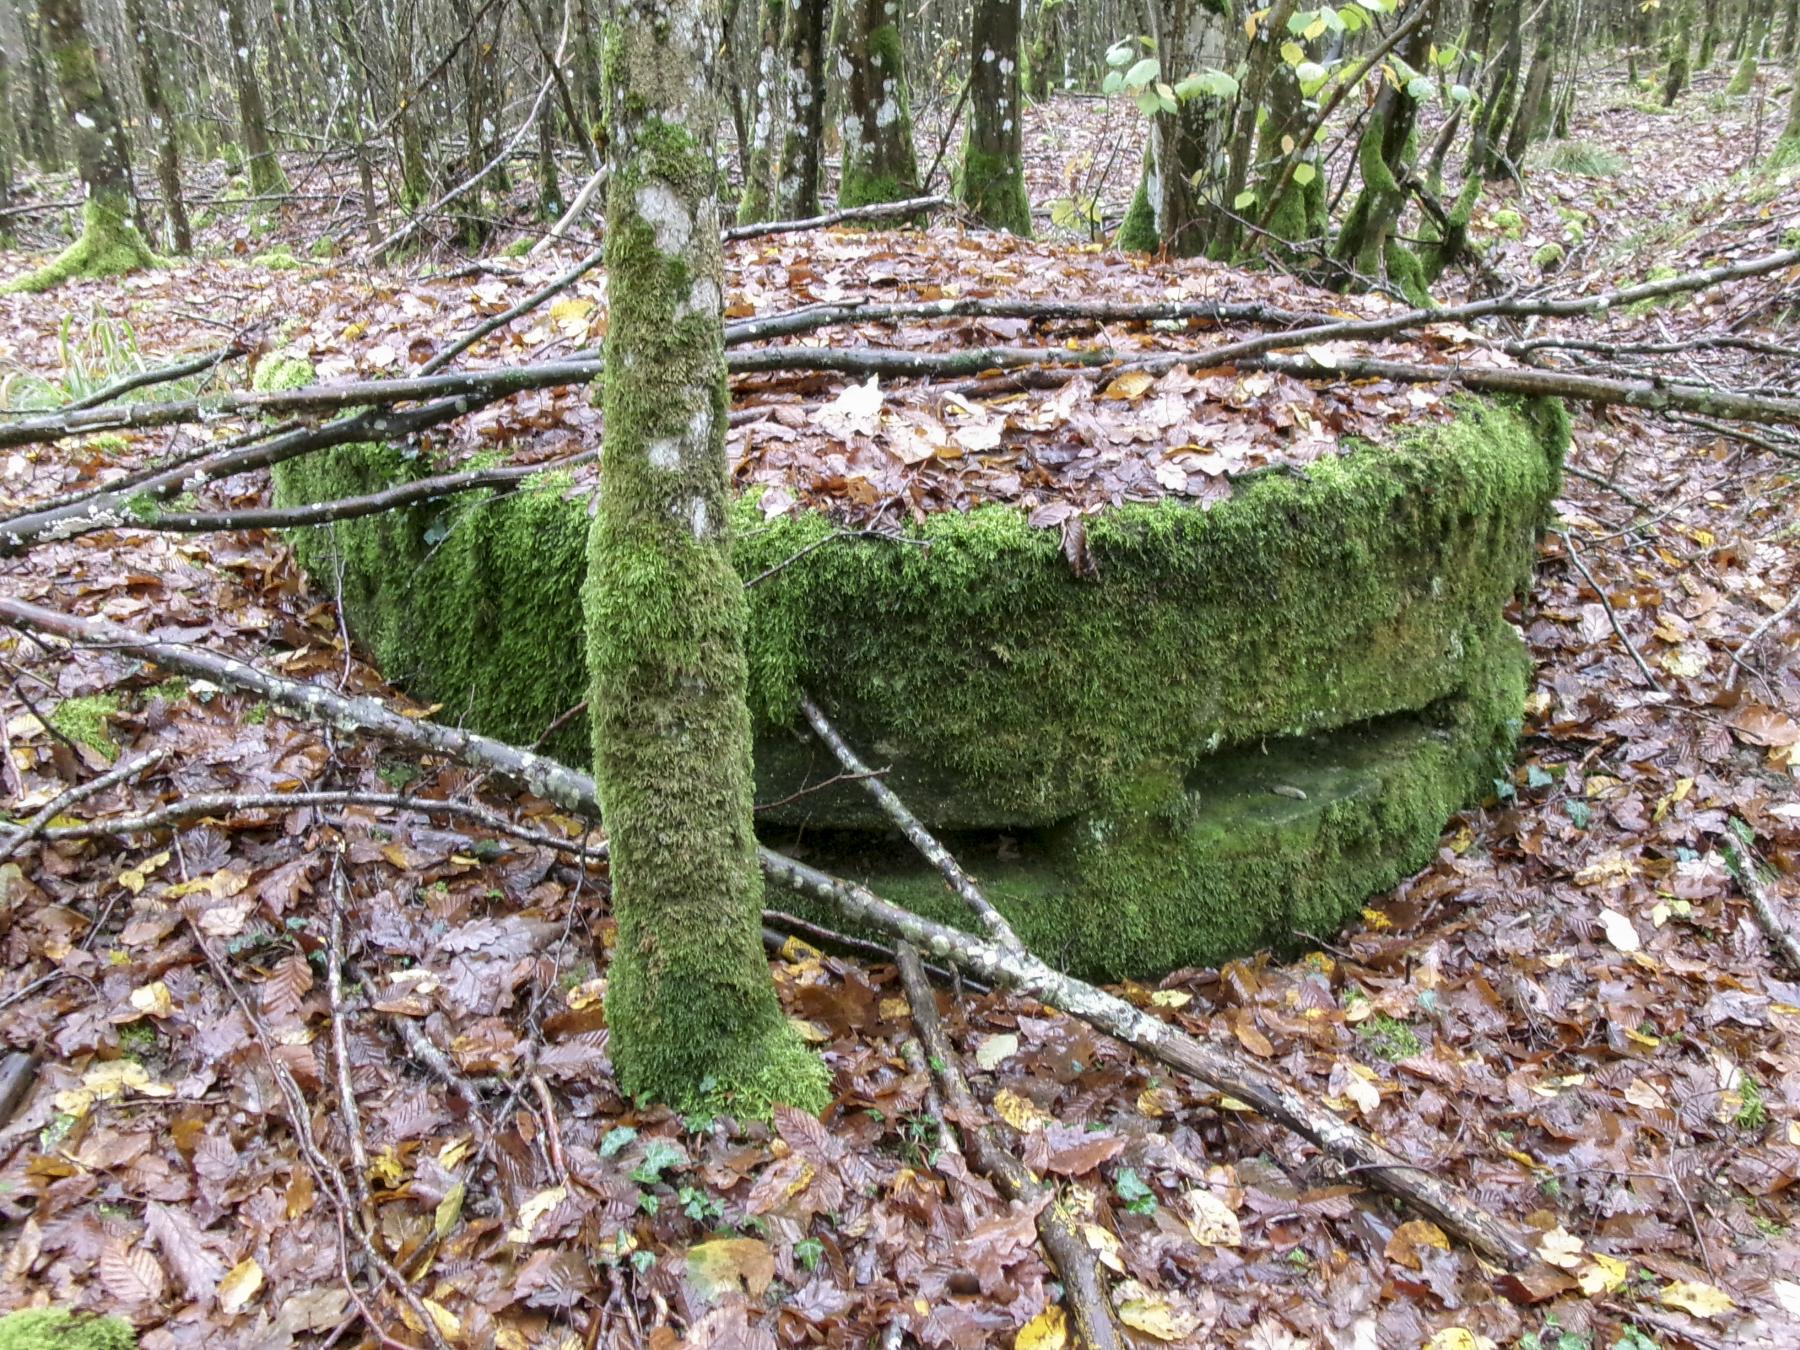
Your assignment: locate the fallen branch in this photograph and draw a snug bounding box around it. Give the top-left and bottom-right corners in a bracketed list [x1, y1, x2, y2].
[0, 749, 165, 866]
[529, 166, 606, 257]
[0, 598, 596, 814]
[1724, 839, 1800, 977]
[52, 343, 247, 413]
[0, 598, 1560, 1266]
[762, 849, 1536, 1268]
[800, 692, 1022, 952]
[895, 942, 1120, 1349]
[760, 910, 988, 994]
[36, 787, 598, 856]
[422, 248, 605, 374]
[1727, 590, 1800, 687]
[721, 195, 949, 240]
[327, 860, 374, 1209]
[1556, 530, 1663, 692]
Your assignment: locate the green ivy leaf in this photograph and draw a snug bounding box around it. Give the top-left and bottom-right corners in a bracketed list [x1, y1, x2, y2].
[1125, 56, 1160, 87]
[1292, 161, 1317, 187]
[1280, 40, 1305, 65]
[1234, 189, 1258, 210]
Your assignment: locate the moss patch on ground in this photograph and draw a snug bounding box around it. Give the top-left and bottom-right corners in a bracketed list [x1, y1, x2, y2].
[49, 694, 120, 761]
[1, 199, 157, 295]
[0, 1310, 136, 1350]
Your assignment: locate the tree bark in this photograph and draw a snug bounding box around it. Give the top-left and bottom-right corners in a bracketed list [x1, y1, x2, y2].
[959, 0, 1030, 232]
[837, 0, 920, 207]
[3, 0, 154, 293]
[588, 0, 829, 1115]
[1116, 0, 1237, 257]
[122, 0, 190, 252]
[775, 0, 826, 217]
[738, 0, 786, 223]
[222, 0, 287, 195]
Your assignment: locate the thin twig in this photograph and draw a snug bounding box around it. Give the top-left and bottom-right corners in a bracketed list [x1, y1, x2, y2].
[0, 749, 165, 866]
[1556, 530, 1663, 692]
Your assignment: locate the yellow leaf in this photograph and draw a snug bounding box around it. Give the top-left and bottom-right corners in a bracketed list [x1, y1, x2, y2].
[1536, 1225, 1585, 1269]
[1577, 1252, 1628, 1296]
[1217, 1095, 1253, 1112]
[1360, 907, 1393, 930]
[117, 851, 170, 895]
[1015, 1305, 1068, 1350]
[549, 296, 595, 324]
[1180, 1188, 1241, 1247]
[406, 1298, 461, 1341]
[564, 978, 605, 1011]
[166, 868, 248, 901]
[993, 1088, 1052, 1133]
[1149, 989, 1191, 1008]
[217, 1257, 264, 1316]
[1083, 1224, 1125, 1273]
[1101, 370, 1154, 401]
[368, 1146, 409, 1188]
[436, 1136, 472, 1170]
[434, 1181, 466, 1239]
[1658, 1280, 1735, 1319]
[780, 935, 823, 962]
[1113, 1281, 1202, 1341]
[128, 981, 173, 1018]
[507, 1186, 567, 1244]
[686, 1237, 776, 1303]
[976, 1033, 1020, 1070]
[788, 1017, 833, 1044]
[1426, 1332, 1482, 1350]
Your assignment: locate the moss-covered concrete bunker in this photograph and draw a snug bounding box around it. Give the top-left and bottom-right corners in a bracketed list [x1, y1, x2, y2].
[258, 354, 1565, 980]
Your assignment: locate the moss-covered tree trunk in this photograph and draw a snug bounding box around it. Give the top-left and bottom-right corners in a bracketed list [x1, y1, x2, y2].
[776, 0, 826, 216]
[123, 0, 189, 253]
[738, 0, 786, 223]
[1503, 1, 1557, 165]
[586, 0, 828, 1116]
[222, 0, 287, 196]
[1772, 46, 1800, 168]
[1698, 1, 1720, 68]
[1025, 0, 1063, 99]
[1470, 0, 1521, 178]
[21, 23, 59, 171]
[1333, 0, 1440, 304]
[958, 0, 1030, 233]
[1115, 0, 1236, 256]
[1662, 0, 1694, 105]
[1728, 11, 1768, 93]
[4, 0, 154, 294]
[837, 0, 919, 206]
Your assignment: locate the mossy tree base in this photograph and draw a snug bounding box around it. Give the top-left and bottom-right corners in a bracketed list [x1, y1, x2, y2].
[0, 1310, 135, 1350]
[2, 198, 156, 295]
[262, 351, 1565, 980]
[956, 143, 1033, 236]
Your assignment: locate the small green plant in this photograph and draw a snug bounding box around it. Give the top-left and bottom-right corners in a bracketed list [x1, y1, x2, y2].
[49, 694, 121, 761]
[1, 311, 215, 411]
[1357, 1013, 1423, 1061]
[1520, 1313, 1592, 1350]
[1112, 1166, 1157, 1215]
[678, 1184, 724, 1223]
[1541, 141, 1628, 177]
[1735, 1075, 1768, 1131]
[376, 759, 422, 790]
[117, 1020, 159, 1060]
[793, 1236, 825, 1271]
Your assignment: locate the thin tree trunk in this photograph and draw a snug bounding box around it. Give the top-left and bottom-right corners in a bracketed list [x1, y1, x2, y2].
[737, 0, 786, 223]
[837, 0, 920, 206]
[959, 0, 1030, 232]
[775, 0, 826, 216]
[4, 0, 154, 293]
[222, 0, 287, 194]
[123, 0, 190, 253]
[588, 0, 829, 1113]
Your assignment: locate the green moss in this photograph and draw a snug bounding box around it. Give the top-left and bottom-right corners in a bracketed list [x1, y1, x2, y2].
[309, 237, 336, 259]
[1, 197, 157, 295]
[837, 19, 919, 210]
[1358, 1012, 1424, 1061]
[49, 694, 120, 761]
[782, 622, 1531, 980]
[501, 237, 534, 258]
[1533, 242, 1566, 270]
[1492, 208, 1525, 239]
[269, 390, 1565, 831]
[1769, 135, 1800, 174]
[251, 245, 305, 270]
[1115, 175, 1157, 252]
[956, 143, 1033, 236]
[0, 1310, 136, 1350]
[1540, 141, 1626, 177]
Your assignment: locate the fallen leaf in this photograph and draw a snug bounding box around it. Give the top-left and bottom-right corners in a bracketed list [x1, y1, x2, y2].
[1659, 1279, 1735, 1319]
[1536, 1225, 1585, 1269]
[1180, 1188, 1241, 1247]
[686, 1237, 776, 1303]
[1015, 1305, 1068, 1350]
[975, 1033, 1020, 1070]
[217, 1257, 264, 1316]
[1599, 909, 1641, 952]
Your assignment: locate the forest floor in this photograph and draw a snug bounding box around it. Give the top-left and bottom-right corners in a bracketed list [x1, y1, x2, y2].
[0, 59, 1798, 1350]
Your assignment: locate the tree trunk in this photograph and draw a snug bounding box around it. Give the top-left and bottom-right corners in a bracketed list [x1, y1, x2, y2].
[1784, 0, 1799, 57]
[1116, 0, 1237, 256]
[776, 0, 826, 216]
[587, 0, 829, 1115]
[1698, 0, 1720, 68]
[959, 0, 1030, 232]
[5, 0, 154, 293]
[1025, 0, 1063, 99]
[1504, 1, 1557, 164]
[837, 0, 920, 206]
[737, 0, 786, 223]
[122, 0, 190, 253]
[1772, 46, 1800, 167]
[222, 0, 286, 195]
[1333, 0, 1441, 303]
[23, 17, 59, 170]
[1729, 11, 1769, 93]
[1471, 0, 1522, 178]
[0, 43, 15, 230]
[1662, 0, 1694, 105]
